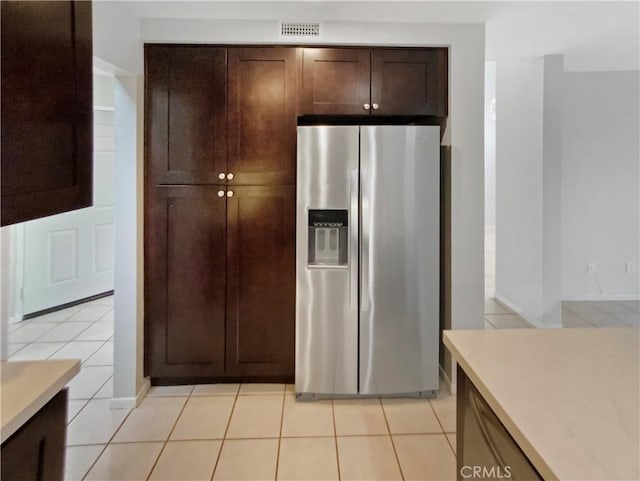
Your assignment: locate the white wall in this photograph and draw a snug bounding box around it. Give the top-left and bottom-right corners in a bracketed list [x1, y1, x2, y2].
[495, 56, 565, 326]
[93, 1, 143, 75]
[112, 75, 147, 407]
[540, 55, 564, 325]
[94, 74, 115, 108]
[0, 228, 13, 360]
[93, 4, 147, 405]
[495, 59, 544, 323]
[561, 71, 640, 300]
[141, 18, 486, 389]
[484, 62, 496, 226]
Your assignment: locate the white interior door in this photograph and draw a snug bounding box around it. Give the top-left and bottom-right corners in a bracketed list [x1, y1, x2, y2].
[22, 108, 116, 314]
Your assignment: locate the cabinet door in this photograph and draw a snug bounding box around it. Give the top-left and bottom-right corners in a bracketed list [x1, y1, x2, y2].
[301, 48, 371, 115]
[146, 46, 227, 185]
[371, 49, 447, 116]
[146, 186, 227, 380]
[1, 1, 92, 226]
[226, 186, 295, 379]
[228, 47, 297, 185]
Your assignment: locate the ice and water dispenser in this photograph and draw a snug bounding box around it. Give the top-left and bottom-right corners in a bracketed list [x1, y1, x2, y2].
[307, 210, 348, 267]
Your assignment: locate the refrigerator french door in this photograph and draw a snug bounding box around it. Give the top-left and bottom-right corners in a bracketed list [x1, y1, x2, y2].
[296, 125, 440, 397]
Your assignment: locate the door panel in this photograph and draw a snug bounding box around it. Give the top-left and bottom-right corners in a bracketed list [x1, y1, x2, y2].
[146, 46, 227, 185]
[371, 49, 447, 116]
[226, 186, 295, 378]
[295, 126, 359, 395]
[146, 186, 226, 378]
[301, 48, 371, 115]
[228, 48, 297, 185]
[359, 126, 440, 395]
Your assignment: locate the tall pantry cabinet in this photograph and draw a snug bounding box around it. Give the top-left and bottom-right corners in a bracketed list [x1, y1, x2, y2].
[145, 46, 296, 383]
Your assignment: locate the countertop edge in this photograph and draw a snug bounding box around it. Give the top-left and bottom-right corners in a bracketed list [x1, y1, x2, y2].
[443, 332, 558, 481]
[1, 360, 80, 443]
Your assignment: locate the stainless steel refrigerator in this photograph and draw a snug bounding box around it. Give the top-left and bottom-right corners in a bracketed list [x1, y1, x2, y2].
[296, 125, 440, 398]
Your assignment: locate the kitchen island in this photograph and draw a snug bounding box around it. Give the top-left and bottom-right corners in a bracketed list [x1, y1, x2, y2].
[444, 328, 639, 481]
[1, 360, 80, 481]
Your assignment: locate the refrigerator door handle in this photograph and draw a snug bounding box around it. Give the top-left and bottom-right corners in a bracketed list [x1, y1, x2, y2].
[349, 168, 358, 311]
[360, 165, 370, 312]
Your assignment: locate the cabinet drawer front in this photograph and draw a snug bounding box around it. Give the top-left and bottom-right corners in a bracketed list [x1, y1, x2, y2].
[371, 48, 447, 116]
[146, 46, 227, 185]
[301, 48, 371, 115]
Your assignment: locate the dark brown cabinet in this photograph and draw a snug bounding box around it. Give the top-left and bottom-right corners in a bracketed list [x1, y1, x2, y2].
[146, 186, 227, 380]
[300, 48, 371, 115]
[300, 47, 447, 116]
[1, 1, 93, 226]
[228, 48, 298, 185]
[146, 185, 295, 382]
[145, 45, 298, 383]
[226, 186, 295, 378]
[371, 49, 447, 116]
[1, 389, 67, 481]
[145, 46, 227, 185]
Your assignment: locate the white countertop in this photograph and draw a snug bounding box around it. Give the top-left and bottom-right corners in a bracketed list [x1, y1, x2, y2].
[1, 360, 80, 443]
[444, 328, 639, 481]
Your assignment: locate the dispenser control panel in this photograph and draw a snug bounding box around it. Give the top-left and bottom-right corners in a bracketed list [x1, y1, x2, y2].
[307, 209, 348, 267]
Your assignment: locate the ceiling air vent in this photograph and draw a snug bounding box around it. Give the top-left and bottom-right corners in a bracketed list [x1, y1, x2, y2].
[279, 22, 321, 39]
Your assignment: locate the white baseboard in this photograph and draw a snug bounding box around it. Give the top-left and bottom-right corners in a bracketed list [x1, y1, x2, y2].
[493, 292, 563, 329]
[110, 377, 150, 410]
[493, 292, 521, 313]
[439, 364, 456, 395]
[562, 294, 640, 301]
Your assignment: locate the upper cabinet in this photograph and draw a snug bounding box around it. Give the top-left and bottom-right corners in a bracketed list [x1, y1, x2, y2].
[1, 1, 93, 226]
[371, 49, 448, 116]
[227, 47, 298, 185]
[300, 48, 371, 115]
[300, 47, 448, 117]
[146, 46, 227, 185]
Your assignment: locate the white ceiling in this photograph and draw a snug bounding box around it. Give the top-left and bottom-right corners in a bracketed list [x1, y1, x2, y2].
[125, 1, 640, 70]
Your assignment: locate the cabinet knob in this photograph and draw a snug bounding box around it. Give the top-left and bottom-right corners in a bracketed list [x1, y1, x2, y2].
[217, 190, 225, 197]
[227, 190, 234, 198]
[218, 172, 226, 180]
[363, 103, 370, 110]
[372, 103, 379, 110]
[227, 173, 234, 180]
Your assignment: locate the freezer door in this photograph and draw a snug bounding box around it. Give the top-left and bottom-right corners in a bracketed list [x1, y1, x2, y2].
[296, 126, 359, 395]
[359, 125, 440, 395]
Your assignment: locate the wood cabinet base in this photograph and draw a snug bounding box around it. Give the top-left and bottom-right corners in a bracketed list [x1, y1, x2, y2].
[1, 389, 67, 481]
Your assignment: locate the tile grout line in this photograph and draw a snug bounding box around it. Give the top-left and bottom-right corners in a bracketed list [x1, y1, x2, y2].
[144, 392, 192, 480]
[443, 432, 456, 456]
[379, 398, 405, 481]
[331, 399, 341, 481]
[80, 405, 135, 481]
[210, 386, 241, 481]
[427, 396, 456, 457]
[82, 338, 113, 367]
[273, 389, 286, 481]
